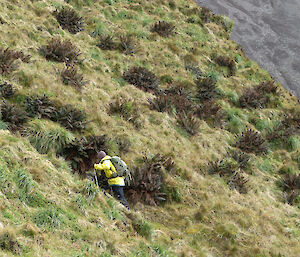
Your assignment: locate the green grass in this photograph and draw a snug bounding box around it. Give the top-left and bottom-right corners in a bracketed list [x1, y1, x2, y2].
[225, 107, 246, 134]
[133, 219, 153, 240]
[15, 168, 33, 194]
[0, 0, 299, 256]
[287, 136, 300, 152]
[33, 207, 65, 229]
[257, 157, 275, 174]
[81, 180, 99, 202]
[26, 119, 75, 154]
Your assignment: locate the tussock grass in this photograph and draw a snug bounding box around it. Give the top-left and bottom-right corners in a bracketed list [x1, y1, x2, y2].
[177, 111, 201, 136]
[195, 76, 220, 101]
[52, 104, 87, 132]
[60, 65, 88, 91]
[16, 168, 34, 194]
[0, 82, 16, 98]
[151, 21, 175, 37]
[0, 0, 299, 256]
[81, 179, 98, 202]
[25, 95, 57, 119]
[97, 35, 117, 50]
[119, 34, 139, 55]
[0, 47, 31, 75]
[123, 66, 159, 93]
[0, 101, 28, 131]
[54, 7, 84, 34]
[33, 207, 64, 229]
[25, 119, 75, 154]
[234, 129, 268, 154]
[40, 38, 81, 65]
[62, 135, 107, 175]
[109, 92, 142, 128]
[0, 227, 20, 254]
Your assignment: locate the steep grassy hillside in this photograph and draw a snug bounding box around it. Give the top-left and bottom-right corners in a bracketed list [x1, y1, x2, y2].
[0, 0, 299, 256]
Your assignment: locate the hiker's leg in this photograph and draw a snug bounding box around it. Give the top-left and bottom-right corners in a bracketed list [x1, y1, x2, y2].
[111, 186, 130, 210]
[117, 186, 130, 210]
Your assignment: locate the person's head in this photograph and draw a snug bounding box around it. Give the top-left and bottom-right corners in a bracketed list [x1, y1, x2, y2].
[96, 151, 107, 162]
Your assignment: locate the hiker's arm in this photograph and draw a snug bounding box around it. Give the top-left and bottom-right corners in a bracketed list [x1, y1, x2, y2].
[94, 163, 103, 170]
[94, 161, 113, 178]
[94, 160, 110, 170]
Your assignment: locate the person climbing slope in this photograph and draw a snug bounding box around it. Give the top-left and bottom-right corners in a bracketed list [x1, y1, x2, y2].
[94, 151, 130, 210]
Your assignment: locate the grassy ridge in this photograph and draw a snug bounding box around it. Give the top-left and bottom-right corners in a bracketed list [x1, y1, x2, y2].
[0, 0, 299, 256]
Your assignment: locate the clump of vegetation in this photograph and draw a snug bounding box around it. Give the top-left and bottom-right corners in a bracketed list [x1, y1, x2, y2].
[266, 120, 297, 145]
[185, 61, 203, 79]
[25, 95, 57, 119]
[208, 157, 249, 193]
[199, 7, 214, 23]
[149, 92, 193, 115]
[25, 119, 75, 154]
[149, 84, 194, 115]
[215, 55, 236, 76]
[234, 129, 268, 154]
[280, 174, 300, 205]
[40, 38, 81, 65]
[213, 15, 234, 34]
[149, 153, 176, 173]
[208, 158, 238, 176]
[113, 136, 131, 154]
[257, 81, 279, 95]
[63, 135, 107, 175]
[123, 66, 159, 93]
[285, 110, 300, 128]
[97, 35, 117, 50]
[53, 7, 84, 34]
[195, 76, 220, 101]
[177, 111, 201, 136]
[0, 82, 16, 98]
[195, 99, 223, 125]
[0, 47, 31, 75]
[60, 65, 87, 92]
[151, 21, 175, 37]
[126, 155, 169, 206]
[230, 149, 251, 170]
[239, 81, 279, 109]
[267, 110, 299, 146]
[109, 94, 142, 128]
[119, 34, 139, 55]
[209, 150, 250, 176]
[16, 168, 34, 195]
[165, 85, 194, 113]
[25, 95, 86, 131]
[53, 105, 87, 132]
[282, 174, 300, 192]
[168, 0, 176, 10]
[148, 94, 172, 113]
[132, 218, 153, 240]
[0, 101, 28, 130]
[239, 87, 268, 109]
[160, 75, 173, 84]
[81, 179, 98, 202]
[34, 208, 64, 229]
[227, 171, 249, 194]
[0, 227, 20, 254]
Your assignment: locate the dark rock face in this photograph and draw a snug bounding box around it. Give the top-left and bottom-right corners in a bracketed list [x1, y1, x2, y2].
[197, 0, 300, 98]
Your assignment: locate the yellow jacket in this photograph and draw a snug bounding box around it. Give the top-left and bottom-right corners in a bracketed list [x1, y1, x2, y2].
[94, 156, 125, 186]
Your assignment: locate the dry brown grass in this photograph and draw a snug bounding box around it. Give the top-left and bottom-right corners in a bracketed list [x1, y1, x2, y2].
[0, 0, 299, 256]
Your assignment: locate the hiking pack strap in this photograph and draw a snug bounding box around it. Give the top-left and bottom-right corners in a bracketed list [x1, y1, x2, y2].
[101, 157, 119, 178]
